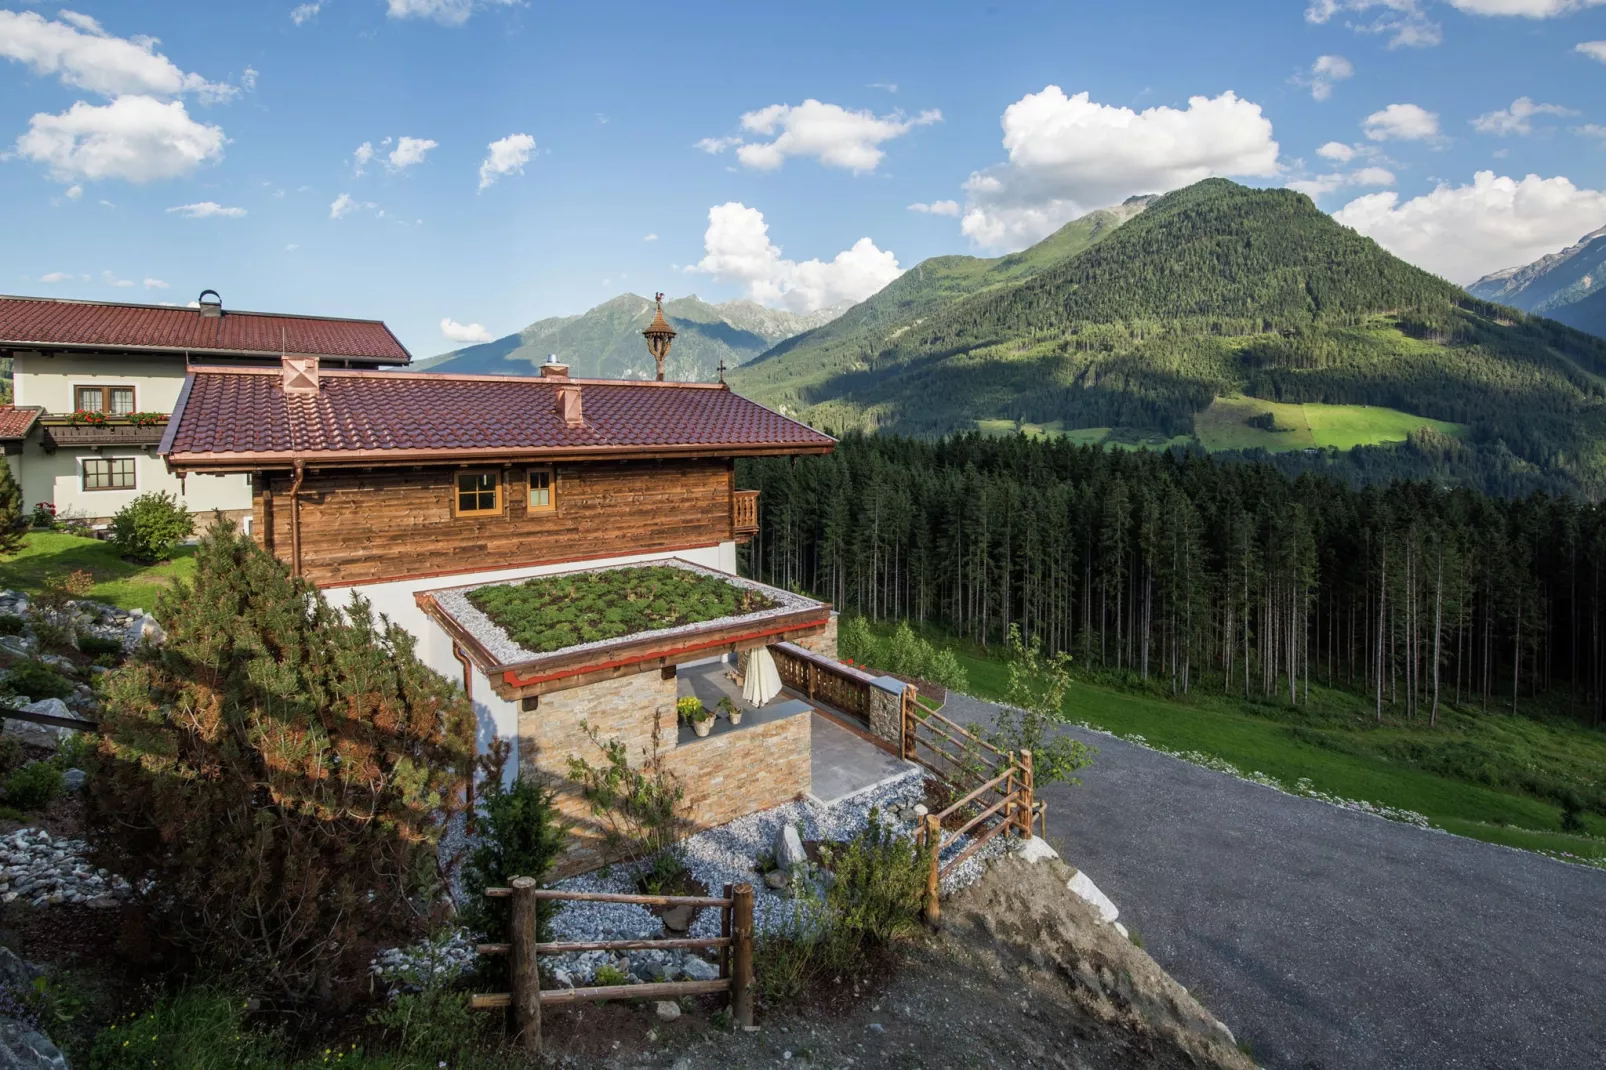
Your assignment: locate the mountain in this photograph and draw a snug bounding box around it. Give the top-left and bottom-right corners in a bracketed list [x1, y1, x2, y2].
[1468, 225, 1606, 320]
[1550, 284, 1606, 339]
[731, 178, 1606, 496]
[416, 294, 844, 382]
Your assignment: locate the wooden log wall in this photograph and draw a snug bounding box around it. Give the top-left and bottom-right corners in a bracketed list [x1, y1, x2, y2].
[253, 458, 734, 587]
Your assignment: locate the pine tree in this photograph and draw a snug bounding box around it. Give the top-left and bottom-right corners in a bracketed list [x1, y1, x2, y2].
[0, 458, 25, 555]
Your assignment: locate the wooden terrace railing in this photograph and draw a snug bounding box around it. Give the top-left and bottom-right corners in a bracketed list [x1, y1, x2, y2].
[470, 879, 754, 1052]
[732, 489, 760, 541]
[771, 641, 875, 724]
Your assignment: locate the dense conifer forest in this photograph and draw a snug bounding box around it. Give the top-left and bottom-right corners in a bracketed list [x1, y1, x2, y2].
[740, 433, 1606, 730]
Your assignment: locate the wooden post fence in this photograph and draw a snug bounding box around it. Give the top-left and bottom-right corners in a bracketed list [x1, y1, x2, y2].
[923, 813, 941, 926]
[470, 882, 755, 1052]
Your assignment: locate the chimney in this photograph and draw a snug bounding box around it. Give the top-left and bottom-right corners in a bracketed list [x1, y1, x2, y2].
[555, 383, 583, 427]
[539, 354, 570, 379]
[283, 355, 320, 395]
[197, 289, 223, 319]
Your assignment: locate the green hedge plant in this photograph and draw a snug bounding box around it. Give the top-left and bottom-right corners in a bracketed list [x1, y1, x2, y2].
[108, 491, 194, 564]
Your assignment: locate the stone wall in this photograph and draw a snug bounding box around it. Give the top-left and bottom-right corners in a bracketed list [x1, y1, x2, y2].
[793, 613, 839, 659]
[866, 679, 906, 750]
[519, 669, 810, 878]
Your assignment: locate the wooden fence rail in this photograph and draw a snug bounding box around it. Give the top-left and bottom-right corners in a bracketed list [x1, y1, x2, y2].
[469, 878, 754, 1053]
[771, 641, 877, 724]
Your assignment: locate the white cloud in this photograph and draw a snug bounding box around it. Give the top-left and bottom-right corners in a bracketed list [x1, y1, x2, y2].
[166, 201, 246, 218]
[102, 270, 134, 288]
[1287, 165, 1396, 200]
[143, 277, 168, 289]
[240, 66, 258, 93]
[63, 184, 83, 199]
[643, 233, 658, 242]
[1333, 171, 1606, 282]
[353, 140, 374, 176]
[38, 272, 71, 283]
[1304, 0, 1442, 48]
[1579, 123, 1606, 139]
[694, 136, 743, 155]
[908, 200, 961, 216]
[388, 136, 436, 170]
[1449, 0, 1604, 14]
[1305, 55, 1355, 101]
[0, 9, 236, 101]
[690, 202, 902, 313]
[478, 132, 534, 190]
[957, 87, 1280, 250]
[328, 192, 377, 219]
[440, 317, 494, 343]
[1363, 103, 1440, 141]
[1471, 97, 1577, 136]
[1317, 141, 1357, 163]
[291, 2, 325, 24]
[16, 96, 226, 183]
[713, 100, 942, 174]
[385, 0, 518, 26]
[1578, 41, 1606, 63]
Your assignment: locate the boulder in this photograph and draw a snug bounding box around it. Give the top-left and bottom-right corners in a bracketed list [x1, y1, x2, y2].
[660, 904, 694, 933]
[60, 769, 87, 793]
[1066, 868, 1120, 925]
[654, 1000, 681, 1022]
[1015, 836, 1059, 865]
[679, 956, 719, 982]
[774, 824, 807, 872]
[0, 1017, 69, 1070]
[0, 637, 31, 659]
[3, 701, 80, 750]
[0, 949, 40, 992]
[124, 614, 165, 649]
[763, 869, 790, 892]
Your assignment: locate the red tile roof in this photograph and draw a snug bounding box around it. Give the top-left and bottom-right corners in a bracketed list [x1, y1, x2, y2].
[0, 296, 410, 364]
[0, 406, 42, 441]
[161, 368, 835, 467]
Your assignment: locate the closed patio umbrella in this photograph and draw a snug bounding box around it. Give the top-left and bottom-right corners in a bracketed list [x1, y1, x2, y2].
[743, 646, 783, 707]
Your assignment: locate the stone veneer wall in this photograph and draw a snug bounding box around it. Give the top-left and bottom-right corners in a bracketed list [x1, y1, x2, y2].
[866, 681, 905, 750]
[793, 614, 838, 659]
[519, 670, 811, 878]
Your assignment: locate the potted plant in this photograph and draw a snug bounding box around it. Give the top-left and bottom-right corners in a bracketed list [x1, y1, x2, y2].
[677, 696, 714, 737]
[718, 695, 742, 726]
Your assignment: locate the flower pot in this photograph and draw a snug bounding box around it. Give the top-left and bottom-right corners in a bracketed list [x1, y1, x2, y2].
[729, 710, 744, 726]
[693, 719, 712, 737]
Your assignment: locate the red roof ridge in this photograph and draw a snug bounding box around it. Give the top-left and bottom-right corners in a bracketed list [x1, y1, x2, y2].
[185, 363, 732, 388]
[0, 293, 393, 328]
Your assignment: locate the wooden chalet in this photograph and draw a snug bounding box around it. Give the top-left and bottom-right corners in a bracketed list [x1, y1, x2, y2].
[160, 342, 840, 873]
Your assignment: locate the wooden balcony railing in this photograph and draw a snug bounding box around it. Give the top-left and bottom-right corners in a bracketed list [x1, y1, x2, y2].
[771, 640, 876, 724]
[40, 415, 168, 452]
[732, 488, 759, 541]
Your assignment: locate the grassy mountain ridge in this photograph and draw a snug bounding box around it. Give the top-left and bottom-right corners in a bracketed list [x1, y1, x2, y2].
[417, 293, 842, 382]
[731, 179, 1606, 495]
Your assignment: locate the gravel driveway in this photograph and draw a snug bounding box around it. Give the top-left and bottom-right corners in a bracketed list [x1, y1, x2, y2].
[940, 693, 1606, 1070]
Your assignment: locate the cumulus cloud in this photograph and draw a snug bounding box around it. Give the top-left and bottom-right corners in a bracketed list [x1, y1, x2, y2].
[1304, 0, 1442, 48]
[689, 202, 902, 313]
[291, 2, 325, 24]
[1333, 171, 1606, 282]
[1449, 0, 1605, 14]
[330, 192, 378, 219]
[1471, 97, 1577, 136]
[1578, 41, 1606, 62]
[908, 200, 961, 216]
[143, 277, 169, 289]
[707, 100, 941, 174]
[385, 0, 518, 26]
[1317, 141, 1358, 163]
[353, 141, 375, 176]
[39, 272, 71, 283]
[167, 201, 246, 218]
[478, 132, 534, 190]
[1363, 103, 1440, 141]
[440, 317, 494, 343]
[0, 9, 236, 101]
[387, 136, 437, 170]
[956, 87, 1280, 250]
[1580, 123, 1606, 139]
[16, 96, 226, 183]
[1287, 165, 1396, 200]
[643, 233, 658, 242]
[1303, 55, 1355, 100]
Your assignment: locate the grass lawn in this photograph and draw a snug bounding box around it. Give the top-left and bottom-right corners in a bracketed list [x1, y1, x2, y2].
[1194, 396, 1467, 453]
[0, 531, 194, 610]
[920, 631, 1606, 866]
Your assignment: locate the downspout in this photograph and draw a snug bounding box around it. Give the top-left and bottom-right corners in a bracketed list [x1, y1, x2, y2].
[288, 460, 305, 578]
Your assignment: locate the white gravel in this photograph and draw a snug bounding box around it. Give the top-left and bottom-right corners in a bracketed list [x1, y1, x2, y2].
[0, 828, 133, 908]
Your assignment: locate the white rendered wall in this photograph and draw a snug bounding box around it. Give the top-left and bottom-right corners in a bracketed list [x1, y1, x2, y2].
[333, 540, 739, 783]
[13, 352, 189, 413]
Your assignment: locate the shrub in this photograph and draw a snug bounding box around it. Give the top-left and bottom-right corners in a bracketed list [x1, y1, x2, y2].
[28, 503, 55, 531]
[87, 519, 475, 995]
[0, 614, 24, 636]
[0, 459, 22, 557]
[2, 761, 62, 810]
[461, 742, 567, 944]
[369, 988, 481, 1063]
[823, 808, 930, 948]
[0, 737, 22, 774]
[1, 659, 73, 700]
[107, 491, 194, 564]
[592, 964, 629, 988]
[836, 617, 968, 693]
[986, 623, 1095, 790]
[566, 721, 690, 881]
[75, 634, 122, 657]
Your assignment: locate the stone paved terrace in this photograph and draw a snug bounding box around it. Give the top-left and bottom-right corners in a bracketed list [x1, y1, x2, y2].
[677, 657, 911, 806]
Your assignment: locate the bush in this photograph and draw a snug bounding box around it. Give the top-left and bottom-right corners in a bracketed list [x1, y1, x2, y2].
[107, 491, 194, 564]
[0, 614, 24, 636]
[460, 742, 567, 944]
[1, 659, 73, 700]
[87, 519, 475, 995]
[75, 634, 122, 657]
[986, 624, 1095, 790]
[822, 808, 929, 947]
[837, 618, 968, 693]
[566, 721, 690, 881]
[2, 761, 62, 810]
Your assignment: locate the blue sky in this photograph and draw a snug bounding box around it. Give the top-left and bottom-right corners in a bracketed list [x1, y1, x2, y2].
[2, 0, 1605, 359]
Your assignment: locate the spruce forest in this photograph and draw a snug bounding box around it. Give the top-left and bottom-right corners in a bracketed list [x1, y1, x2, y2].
[740, 433, 1606, 730]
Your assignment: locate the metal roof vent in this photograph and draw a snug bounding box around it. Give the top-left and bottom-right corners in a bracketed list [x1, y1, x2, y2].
[197, 289, 223, 319]
[539, 354, 570, 379]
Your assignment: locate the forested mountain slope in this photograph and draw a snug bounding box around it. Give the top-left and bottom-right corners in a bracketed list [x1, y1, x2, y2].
[416, 293, 841, 382]
[1469, 225, 1606, 318]
[1550, 284, 1606, 341]
[731, 179, 1606, 497]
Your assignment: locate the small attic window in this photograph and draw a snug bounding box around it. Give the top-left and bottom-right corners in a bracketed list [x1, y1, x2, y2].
[454, 469, 501, 517]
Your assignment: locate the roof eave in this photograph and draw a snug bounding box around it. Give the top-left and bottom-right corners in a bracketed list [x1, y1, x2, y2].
[163, 439, 836, 473]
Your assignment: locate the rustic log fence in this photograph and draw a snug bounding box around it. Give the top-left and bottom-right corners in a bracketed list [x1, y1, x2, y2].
[469, 877, 755, 1053]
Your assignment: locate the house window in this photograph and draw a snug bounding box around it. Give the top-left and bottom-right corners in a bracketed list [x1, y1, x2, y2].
[83, 457, 135, 491]
[527, 466, 555, 512]
[454, 469, 501, 516]
[75, 386, 135, 415]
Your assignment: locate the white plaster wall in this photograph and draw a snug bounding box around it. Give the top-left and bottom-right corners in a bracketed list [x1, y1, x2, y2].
[12, 352, 189, 413]
[333, 540, 738, 778]
[15, 448, 249, 521]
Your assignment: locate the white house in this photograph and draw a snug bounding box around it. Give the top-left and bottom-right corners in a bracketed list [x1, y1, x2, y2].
[0, 290, 412, 524]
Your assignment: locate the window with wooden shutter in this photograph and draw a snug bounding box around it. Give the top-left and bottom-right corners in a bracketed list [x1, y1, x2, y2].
[75, 385, 136, 415]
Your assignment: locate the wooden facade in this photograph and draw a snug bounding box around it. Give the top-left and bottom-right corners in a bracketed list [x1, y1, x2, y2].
[253, 457, 744, 587]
